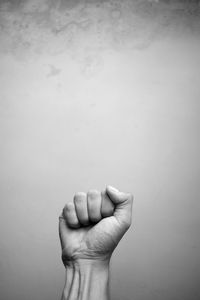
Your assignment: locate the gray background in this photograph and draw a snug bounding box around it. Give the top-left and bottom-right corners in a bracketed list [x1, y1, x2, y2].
[0, 1, 200, 300]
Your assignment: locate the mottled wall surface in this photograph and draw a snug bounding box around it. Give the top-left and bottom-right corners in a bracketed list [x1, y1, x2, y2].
[0, 1, 200, 300]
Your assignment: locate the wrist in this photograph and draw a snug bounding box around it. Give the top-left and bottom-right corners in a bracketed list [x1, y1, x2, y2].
[66, 257, 110, 268]
[62, 259, 110, 300]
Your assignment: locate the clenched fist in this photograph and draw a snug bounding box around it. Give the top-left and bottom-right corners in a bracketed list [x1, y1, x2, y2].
[59, 186, 133, 266]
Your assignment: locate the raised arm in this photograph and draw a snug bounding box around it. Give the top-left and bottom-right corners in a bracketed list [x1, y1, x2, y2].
[59, 185, 133, 300]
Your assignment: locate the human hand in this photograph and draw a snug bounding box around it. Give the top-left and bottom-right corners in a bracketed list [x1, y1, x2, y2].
[59, 186, 133, 266]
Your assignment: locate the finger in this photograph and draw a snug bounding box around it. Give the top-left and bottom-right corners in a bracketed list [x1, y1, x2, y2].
[87, 189, 102, 223]
[74, 192, 89, 226]
[101, 190, 115, 217]
[63, 202, 80, 228]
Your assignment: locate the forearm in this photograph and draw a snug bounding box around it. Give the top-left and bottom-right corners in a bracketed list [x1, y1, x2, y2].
[61, 259, 110, 300]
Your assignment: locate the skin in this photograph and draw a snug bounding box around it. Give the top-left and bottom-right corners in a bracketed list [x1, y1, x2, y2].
[59, 185, 133, 300]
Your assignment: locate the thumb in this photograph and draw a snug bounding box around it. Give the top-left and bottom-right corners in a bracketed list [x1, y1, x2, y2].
[106, 185, 133, 228]
[106, 185, 130, 204]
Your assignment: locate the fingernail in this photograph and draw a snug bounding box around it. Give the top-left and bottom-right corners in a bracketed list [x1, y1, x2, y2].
[107, 185, 119, 193]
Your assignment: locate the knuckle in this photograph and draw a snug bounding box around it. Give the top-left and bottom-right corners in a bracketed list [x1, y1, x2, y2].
[64, 202, 74, 212]
[74, 192, 86, 199]
[74, 192, 86, 205]
[74, 197, 83, 205]
[87, 189, 100, 198]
